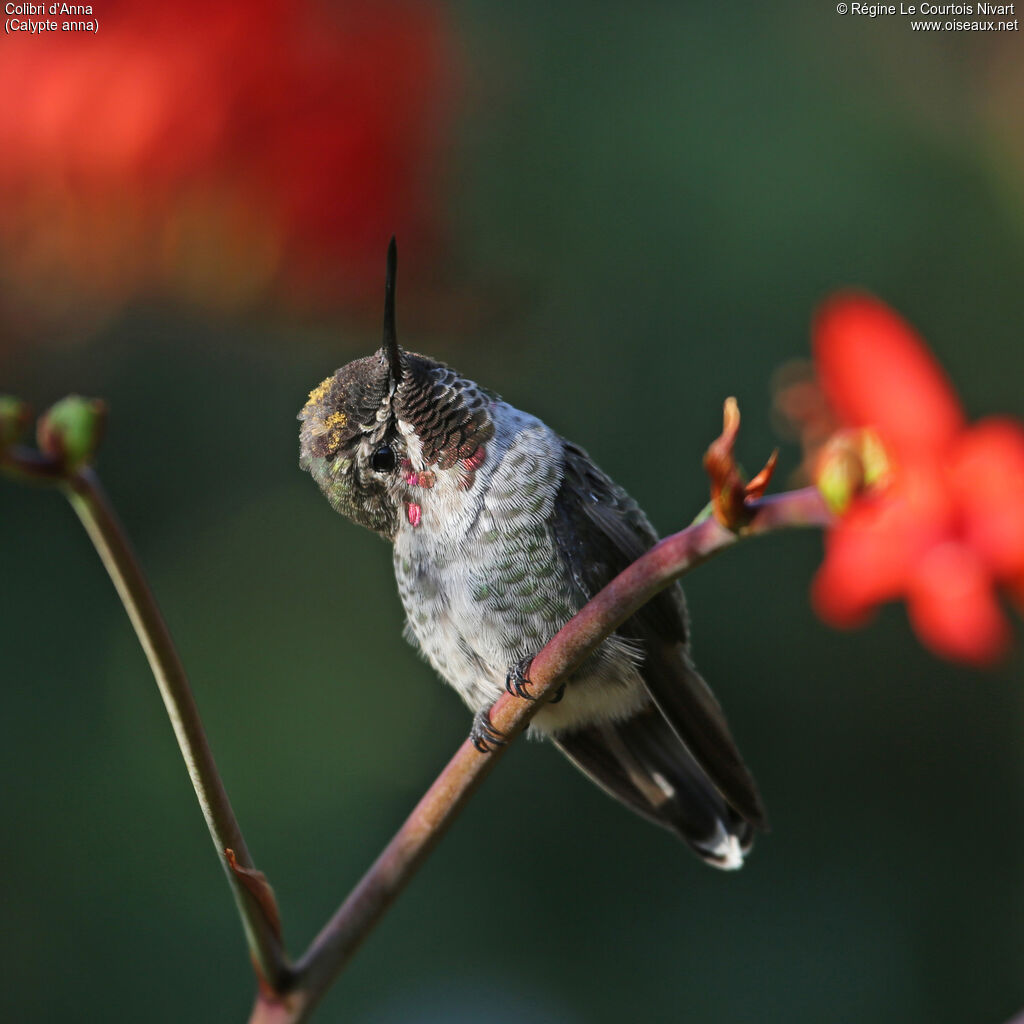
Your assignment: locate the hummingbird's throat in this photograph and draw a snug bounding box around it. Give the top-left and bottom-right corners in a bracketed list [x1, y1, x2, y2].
[397, 437, 491, 533]
[401, 458, 434, 530]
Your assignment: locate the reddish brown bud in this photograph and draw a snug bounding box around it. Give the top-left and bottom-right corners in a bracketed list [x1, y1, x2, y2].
[703, 398, 778, 529]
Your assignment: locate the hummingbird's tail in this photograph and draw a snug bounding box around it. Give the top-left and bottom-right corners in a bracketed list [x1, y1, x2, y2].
[552, 707, 756, 869]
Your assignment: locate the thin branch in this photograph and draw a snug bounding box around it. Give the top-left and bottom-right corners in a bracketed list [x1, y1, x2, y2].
[281, 485, 831, 1021]
[62, 467, 291, 991]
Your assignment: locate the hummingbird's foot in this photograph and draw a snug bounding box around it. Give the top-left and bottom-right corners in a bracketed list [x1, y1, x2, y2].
[470, 708, 506, 754]
[504, 656, 536, 700]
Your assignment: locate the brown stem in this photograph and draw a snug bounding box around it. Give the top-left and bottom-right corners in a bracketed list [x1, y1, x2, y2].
[281, 485, 830, 1021]
[62, 468, 291, 991]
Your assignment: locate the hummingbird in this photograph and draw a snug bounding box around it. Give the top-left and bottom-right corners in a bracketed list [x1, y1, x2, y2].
[299, 241, 766, 868]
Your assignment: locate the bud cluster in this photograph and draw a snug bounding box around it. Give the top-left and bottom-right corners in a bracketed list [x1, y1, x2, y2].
[0, 393, 106, 480]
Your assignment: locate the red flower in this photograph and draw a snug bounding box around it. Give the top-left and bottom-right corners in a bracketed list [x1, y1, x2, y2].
[0, 0, 457, 328]
[810, 293, 1024, 665]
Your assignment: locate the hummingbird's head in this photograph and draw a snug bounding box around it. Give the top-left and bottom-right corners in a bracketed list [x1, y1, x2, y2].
[299, 240, 494, 539]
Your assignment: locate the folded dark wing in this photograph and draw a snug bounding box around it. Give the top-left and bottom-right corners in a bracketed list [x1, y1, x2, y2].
[550, 440, 766, 829]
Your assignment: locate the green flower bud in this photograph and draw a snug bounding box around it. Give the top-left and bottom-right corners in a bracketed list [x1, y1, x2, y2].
[0, 396, 33, 449]
[859, 428, 890, 488]
[813, 428, 892, 515]
[814, 432, 865, 516]
[36, 396, 107, 470]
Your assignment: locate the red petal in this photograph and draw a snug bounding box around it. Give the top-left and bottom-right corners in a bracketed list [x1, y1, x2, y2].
[812, 496, 915, 626]
[812, 460, 953, 626]
[813, 294, 964, 456]
[949, 417, 1024, 579]
[906, 542, 1010, 666]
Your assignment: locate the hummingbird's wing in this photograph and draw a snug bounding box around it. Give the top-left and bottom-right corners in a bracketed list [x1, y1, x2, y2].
[550, 441, 767, 833]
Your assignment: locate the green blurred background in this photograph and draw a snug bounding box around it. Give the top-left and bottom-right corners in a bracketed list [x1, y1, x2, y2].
[3, 3, 1024, 1021]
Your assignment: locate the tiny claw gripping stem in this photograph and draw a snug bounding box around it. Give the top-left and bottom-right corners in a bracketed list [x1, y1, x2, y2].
[504, 656, 535, 700]
[470, 708, 506, 754]
[703, 397, 778, 530]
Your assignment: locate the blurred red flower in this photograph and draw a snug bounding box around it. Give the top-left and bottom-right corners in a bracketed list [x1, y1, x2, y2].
[809, 293, 1024, 665]
[0, 0, 457, 329]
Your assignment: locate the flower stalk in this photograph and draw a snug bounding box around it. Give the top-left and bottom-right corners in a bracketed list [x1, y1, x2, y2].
[65, 468, 293, 990]
[1, 412, 290, 991]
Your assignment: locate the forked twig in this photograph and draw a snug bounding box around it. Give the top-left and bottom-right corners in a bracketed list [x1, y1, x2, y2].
[2, 397, 831, 1022]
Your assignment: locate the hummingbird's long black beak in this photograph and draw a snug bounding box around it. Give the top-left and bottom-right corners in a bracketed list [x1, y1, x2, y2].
[382, 236, 403, 387]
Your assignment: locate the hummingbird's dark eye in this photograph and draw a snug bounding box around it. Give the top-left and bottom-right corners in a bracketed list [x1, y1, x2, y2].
[370, 444, 396, 473]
